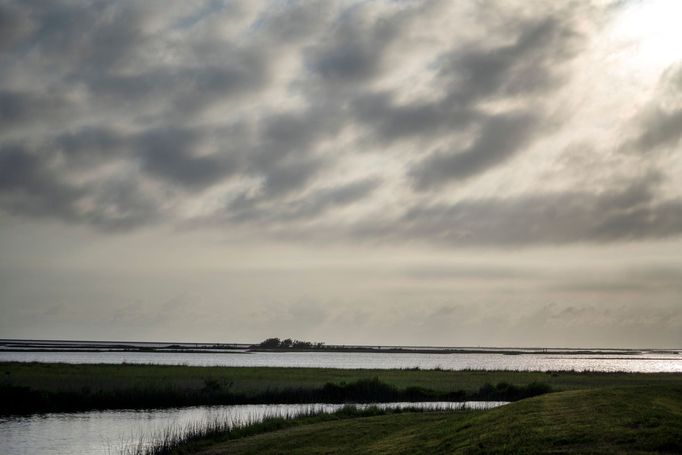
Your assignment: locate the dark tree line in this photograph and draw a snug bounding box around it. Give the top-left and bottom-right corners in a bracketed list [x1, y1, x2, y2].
[254, 338, 325, 350]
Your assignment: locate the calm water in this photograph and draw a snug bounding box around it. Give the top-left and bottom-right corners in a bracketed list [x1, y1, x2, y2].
[0, 401, 506, 455]
[1, 350, 681, 372]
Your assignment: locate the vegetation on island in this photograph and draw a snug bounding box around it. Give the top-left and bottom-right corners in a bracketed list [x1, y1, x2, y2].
[247, 338, 652, 355]
[252, 338, 326, 350]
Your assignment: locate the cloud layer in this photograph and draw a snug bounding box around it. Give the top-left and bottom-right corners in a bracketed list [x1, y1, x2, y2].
[1, 0, 679, 246]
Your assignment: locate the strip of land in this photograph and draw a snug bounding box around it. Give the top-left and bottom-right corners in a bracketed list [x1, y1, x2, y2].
[4, 338, 676, 355]
[2, 362, 681, 414]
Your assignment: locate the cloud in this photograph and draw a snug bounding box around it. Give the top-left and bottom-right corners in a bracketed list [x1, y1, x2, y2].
[438, 16, 579, 103]
[136, 127, 236, 189]
[352, 173, 682, 246]
[226, 177, 380, 224]
[351, 91, 480, 143]
[257, 157, 326, 197]
[307, 5, 402, 84]
[0, 0, 680, 248]
[0, 3, 33, 52]
[635, 108, 682, 151]
[627, 63, 682, 152]
[0, 143, 84, 220]
[53, 126, 129, 165]
[354, 13, 581, 186]
[410, 111, 540, 189]
[0, 90, 71, 131]
[0, 142, 159, 230]
[89, 58, 269, 117]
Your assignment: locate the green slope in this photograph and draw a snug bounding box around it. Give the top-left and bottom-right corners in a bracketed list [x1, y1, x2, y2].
[193, 386, 682, 454]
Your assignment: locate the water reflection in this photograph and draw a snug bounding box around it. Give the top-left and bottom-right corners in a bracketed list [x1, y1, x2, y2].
[0, 401, 507, 455]
[1, 350, 681, 372]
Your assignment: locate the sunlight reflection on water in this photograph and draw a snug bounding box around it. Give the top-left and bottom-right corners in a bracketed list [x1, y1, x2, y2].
[1, 350, 680, 372]
[0, 401, 506, 455]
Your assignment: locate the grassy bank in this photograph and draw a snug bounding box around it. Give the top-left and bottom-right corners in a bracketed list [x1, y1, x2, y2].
[181, 385, 682, 454]
[2, 362, 681, 414]
[129, 405, 459, 455]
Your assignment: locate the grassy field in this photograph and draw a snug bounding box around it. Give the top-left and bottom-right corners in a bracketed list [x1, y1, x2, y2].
[3, 362, 681, 394]
[185, 386, 682, 454]
[2, 362, 681, 414]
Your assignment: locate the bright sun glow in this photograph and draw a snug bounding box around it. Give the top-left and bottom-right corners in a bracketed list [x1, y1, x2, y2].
[611, 0, 682, 74]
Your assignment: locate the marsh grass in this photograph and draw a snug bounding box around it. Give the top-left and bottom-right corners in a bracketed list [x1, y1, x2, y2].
[124, 404, 470, 455]
[0, 377, 548, 414]
[186, 386, 682, 455]
[3, 361, 680, 414]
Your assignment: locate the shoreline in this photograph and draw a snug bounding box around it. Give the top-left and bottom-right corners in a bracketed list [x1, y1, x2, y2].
[2, 339, 679, 356]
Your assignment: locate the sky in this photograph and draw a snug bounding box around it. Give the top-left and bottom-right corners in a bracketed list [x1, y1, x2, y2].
[0, 0, 681, 348]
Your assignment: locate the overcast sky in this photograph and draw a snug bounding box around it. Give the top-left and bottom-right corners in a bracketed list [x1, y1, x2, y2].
[1, 0, 681, 348]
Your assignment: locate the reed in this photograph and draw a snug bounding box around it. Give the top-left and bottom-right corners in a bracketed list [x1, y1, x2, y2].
[125, 404, 464, 455]
[0, 377, 549, 415]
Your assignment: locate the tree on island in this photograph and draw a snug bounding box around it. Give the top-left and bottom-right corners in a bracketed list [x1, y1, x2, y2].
[258, 337, 283, 348]
[253, 338, 325, 349]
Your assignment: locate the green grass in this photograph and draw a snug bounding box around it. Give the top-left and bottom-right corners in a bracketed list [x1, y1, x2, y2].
[130, 405, 454, 455]
[3, 362, 680, 395]
[2, 362, 680, 414]
[190, 386, 682, 454]
[1, 373, 550, 414]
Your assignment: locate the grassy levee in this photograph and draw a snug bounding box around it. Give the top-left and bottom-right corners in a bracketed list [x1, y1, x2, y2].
[2, 362, 681, 413]
[191, 386, 682, 454]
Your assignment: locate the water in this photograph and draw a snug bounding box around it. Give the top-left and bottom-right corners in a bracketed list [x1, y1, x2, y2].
[1, 350, 681, 372]
[0, 401, 506, 455]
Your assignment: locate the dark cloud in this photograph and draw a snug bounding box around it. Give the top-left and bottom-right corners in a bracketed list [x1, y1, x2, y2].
[258, 1, 331, 43]
[0, 90, 70, 130]
[633, 108, 682, 152]
[438, 17, 579, 103]
[247, 110, 344, 196]
[53, 126, 128, 165]
[0, 143, 83, 220]
[627, 64, 682, 152]
[254, 111, 339, 166]
[351, 92, 480, 143]
[227, 178, 380, 224]
[351, 14, 581, 186]
[0, 2, 33, 52]
[410, 111, 539, 189]
[136, 128, 236, 189]
[89, 58, 269, 117]
[259, 157, 325, 197]
[0, 143, 158, 230]
[306, 5, 404, 84]
[13, 1, 147, 74]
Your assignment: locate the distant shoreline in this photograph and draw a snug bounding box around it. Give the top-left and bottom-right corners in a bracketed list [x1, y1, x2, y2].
[0, 340, 679, 356]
